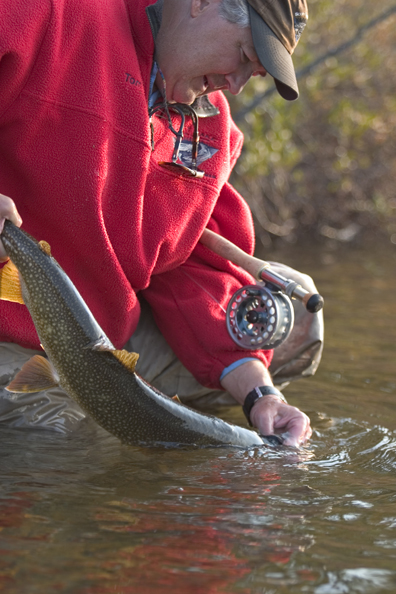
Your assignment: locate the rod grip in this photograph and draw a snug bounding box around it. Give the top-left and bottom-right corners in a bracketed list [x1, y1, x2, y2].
[199, 228, 270, 280]
[199, 228, 324, 313]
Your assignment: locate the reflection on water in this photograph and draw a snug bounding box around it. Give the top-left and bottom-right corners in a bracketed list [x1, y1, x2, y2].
[0, 246, 396, 593]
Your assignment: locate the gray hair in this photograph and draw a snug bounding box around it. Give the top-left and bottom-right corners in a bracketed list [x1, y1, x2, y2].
[219, 0, 250, 27]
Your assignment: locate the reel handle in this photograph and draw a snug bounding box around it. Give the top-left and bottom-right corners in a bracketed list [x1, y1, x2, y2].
[199, 228, 324, 313]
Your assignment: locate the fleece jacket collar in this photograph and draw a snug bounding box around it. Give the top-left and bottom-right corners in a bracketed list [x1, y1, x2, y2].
[146, 0, 163, 44]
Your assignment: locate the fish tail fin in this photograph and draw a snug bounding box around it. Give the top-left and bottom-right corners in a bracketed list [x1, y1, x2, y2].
[6, 355, 59, 393]
[0, 259, 24, 304]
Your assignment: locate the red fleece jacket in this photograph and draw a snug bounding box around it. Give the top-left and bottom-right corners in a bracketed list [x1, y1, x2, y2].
[0, 0, 272, 389]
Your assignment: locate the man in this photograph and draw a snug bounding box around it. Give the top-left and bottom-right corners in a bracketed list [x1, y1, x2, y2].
[0, 0, 316, 445]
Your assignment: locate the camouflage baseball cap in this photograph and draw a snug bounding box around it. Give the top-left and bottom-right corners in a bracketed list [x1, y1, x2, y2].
[247, 0, 308, 100]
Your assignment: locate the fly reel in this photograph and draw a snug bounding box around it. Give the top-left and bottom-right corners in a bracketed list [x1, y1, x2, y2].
[226, 285, 294, 350]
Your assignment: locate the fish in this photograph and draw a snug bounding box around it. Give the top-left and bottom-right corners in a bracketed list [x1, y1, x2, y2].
[0, 220, 266, 447]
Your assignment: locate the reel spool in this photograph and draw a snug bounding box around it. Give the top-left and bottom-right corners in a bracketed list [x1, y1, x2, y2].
[226, 285, 294, 350]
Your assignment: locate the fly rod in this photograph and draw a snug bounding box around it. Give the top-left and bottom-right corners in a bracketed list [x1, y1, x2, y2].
[200, 228, 324, 313]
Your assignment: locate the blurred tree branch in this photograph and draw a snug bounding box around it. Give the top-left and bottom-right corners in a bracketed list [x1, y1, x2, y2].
[234, 5, 396, 123]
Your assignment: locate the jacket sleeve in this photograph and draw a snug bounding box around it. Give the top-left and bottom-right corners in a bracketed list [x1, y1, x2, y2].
[142, 181, 273, 390]
[0, 0, 51, 117]
[0, 0, 56, 350]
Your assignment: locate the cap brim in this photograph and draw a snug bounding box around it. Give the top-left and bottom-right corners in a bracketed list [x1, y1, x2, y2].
[248, 4, 299, 101]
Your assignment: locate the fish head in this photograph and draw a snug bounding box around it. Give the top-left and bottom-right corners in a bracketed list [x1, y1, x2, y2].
[1, 220, 57, 277]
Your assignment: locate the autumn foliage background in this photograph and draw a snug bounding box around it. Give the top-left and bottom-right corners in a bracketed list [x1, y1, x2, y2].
[227, 0, 396, 249]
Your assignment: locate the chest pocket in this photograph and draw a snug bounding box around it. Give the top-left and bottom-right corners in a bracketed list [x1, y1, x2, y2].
[149, 97, 221, 182]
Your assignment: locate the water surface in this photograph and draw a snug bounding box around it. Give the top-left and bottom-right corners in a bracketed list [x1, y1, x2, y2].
[1, 245, 395, 593]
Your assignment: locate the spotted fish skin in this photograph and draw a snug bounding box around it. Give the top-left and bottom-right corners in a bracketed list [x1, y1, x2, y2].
[0, 221, 264, 447]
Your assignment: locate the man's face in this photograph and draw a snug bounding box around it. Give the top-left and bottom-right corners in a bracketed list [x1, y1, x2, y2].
[156, 0, 267, 105]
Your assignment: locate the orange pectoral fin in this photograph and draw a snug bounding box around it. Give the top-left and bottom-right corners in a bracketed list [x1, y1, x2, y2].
[6, 355, 59, 393]
[0, 259, 24, 304]
[112, 349, 139, 372]
[39, 240, 51, 256]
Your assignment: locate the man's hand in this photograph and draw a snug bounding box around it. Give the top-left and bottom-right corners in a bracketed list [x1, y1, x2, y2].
[249, 394, 312, 447]
[220, 359, 311, 447]
[0, 193, 23, 261]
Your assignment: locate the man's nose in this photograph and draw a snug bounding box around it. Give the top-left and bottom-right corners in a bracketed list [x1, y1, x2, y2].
[225, 70, 251, 95]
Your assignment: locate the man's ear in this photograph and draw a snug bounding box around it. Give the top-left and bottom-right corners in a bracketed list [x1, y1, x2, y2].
[190, 0, 213, 18]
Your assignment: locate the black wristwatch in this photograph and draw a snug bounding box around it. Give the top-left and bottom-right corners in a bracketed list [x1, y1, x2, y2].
[242, 386, 287, 426]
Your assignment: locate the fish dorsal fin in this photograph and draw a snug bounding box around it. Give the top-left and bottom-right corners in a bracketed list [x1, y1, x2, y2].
[39, 240, 51, 256]
[0, 259, 24, 304]
[112, 349, 139, 372]
[6, 355, 59, 393]
[172, 395, 182, 404]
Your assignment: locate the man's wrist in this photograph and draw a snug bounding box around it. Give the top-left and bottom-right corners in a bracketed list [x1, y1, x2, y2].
[243, 386, 287, 426]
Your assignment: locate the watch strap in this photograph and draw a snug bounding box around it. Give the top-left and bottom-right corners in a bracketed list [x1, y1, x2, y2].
[243, 386, 287, 426]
